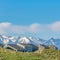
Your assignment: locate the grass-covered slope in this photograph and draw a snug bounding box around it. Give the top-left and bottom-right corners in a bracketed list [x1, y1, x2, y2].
[0, 47, 60, 60]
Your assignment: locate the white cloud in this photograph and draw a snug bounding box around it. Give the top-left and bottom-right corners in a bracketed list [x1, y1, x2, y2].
[0, 22, 11, 27]
[0, 21, 60, 35]
[29, 23, 41, 32]
[0, 22, 42, 35]
[0, 22, 11, 34]
[49, 21, 60, 32]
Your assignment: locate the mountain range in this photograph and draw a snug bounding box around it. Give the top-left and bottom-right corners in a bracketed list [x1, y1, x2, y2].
[0, 35, 60, 50]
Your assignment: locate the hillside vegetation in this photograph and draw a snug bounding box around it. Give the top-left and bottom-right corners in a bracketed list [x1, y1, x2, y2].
[0, 47, 60, 60]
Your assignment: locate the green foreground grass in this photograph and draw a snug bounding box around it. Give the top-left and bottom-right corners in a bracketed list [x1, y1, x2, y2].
[0, 47, 60, 60]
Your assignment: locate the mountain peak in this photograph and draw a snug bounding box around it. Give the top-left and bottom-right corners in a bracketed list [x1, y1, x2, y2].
[18, 37, 33, 44]
[0, 35, 60, 49]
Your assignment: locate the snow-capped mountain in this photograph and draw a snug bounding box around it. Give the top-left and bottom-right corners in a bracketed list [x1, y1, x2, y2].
[50, 38, 60, 50]
[0, 35, 46, 45]
[0, 35, 60, 49]
[18, 37, 34, 44]
[0, 35, 20, 44]
[44, 38, 60, 49]
[29, 37, 46, 45]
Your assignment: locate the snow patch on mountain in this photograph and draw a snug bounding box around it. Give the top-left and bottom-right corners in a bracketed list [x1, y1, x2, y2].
[0, 35, 60, 49]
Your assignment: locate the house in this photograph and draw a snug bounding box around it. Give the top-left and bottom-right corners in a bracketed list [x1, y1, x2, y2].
[3, 43, 38, 52]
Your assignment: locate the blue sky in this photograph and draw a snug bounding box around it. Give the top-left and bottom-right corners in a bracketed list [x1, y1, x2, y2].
[0, 0, 60, 39]
[0, 0, 60, 25]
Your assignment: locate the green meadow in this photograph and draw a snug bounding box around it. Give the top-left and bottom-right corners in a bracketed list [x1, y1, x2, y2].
[0, 47, 60, 60]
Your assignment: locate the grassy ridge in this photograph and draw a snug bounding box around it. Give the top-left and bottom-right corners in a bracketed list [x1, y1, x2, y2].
[0, 47, 60, 60]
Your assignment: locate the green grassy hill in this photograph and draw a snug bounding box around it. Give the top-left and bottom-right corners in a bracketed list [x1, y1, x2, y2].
[0, 47, 60, 60]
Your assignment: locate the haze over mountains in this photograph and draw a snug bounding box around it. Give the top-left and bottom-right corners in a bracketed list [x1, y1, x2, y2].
[0, 35, 60, 50]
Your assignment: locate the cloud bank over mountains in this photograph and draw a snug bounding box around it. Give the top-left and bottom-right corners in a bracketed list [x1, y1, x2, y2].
[0, 21, 60, 35]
